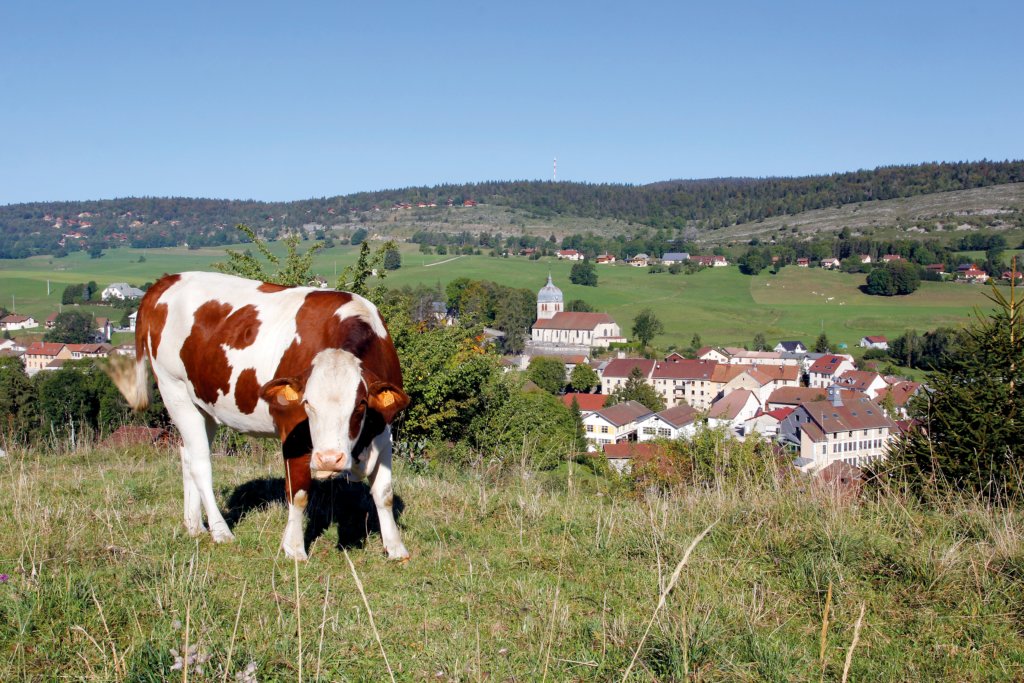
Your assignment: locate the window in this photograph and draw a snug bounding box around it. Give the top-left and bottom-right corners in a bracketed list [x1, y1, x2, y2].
[658, 428, 671, 437]
[643, 427, 655, 435]
[586, 425, 594, 433]
[600, 426, 609, 434]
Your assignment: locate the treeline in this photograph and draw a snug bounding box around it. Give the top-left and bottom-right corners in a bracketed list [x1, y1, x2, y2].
[3, 160, 1022, 258]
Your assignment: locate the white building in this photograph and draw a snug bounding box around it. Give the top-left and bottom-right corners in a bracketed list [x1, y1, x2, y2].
[101, 283, 145, 301]
[637, 404, 700, 441]
[807, 355, 857, 389]
[0, 314, 38, 331]
[583, 401, 654, 446]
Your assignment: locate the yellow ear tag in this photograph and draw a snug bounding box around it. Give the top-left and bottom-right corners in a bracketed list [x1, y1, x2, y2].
[378, 391, 395, 407]
[282, 386, 299, 402]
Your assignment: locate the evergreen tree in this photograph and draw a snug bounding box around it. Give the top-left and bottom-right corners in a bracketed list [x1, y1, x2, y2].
[752, 332, 767, 351]
[383, 247, 402, 270]
[814, 332, 831, 353]
[900, 283, 1023, 496]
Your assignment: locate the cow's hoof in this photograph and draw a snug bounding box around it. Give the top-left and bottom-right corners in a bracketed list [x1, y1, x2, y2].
[186, 523, 208, 537]
[385, 544, 410, 561]
[283, 543, 308, 561]
[211, 527, 235, 543]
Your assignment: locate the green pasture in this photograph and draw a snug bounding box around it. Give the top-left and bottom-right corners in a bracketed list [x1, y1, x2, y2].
[0, 244, 1004, 350]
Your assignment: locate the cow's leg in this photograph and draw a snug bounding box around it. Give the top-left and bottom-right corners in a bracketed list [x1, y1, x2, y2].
[163, 384, 234, 542]
[282, 454, 312, 561]
[368, 426, 409, 560]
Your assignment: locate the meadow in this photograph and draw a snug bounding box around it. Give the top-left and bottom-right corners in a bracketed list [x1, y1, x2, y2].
[0, 244, 1004, 351]
[2, 443, 1023, 681]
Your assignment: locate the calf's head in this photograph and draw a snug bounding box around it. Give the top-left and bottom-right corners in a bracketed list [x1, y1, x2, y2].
[259, 349, 409, 476]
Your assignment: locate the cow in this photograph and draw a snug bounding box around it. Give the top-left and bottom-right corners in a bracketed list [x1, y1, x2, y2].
[106, 271, 411, 561]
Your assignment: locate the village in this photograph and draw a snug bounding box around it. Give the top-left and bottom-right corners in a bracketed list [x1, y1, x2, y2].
[0, 265, 927, 487]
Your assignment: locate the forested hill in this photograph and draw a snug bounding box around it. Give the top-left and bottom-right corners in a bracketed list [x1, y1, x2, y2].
[2, 160, 1022, 258]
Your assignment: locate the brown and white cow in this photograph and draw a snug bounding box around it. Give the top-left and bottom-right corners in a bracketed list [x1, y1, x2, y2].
[107, 271, 410, 560]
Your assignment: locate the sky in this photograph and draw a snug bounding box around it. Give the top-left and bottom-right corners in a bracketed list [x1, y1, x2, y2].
[2, 1, 1022, 205]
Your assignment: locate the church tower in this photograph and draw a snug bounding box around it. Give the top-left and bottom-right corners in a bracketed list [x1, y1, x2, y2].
[536, 274, 564, 320]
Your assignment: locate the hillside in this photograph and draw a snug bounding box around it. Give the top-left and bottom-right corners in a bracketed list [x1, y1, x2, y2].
[709, 183, 1024, 245]
[1, 444, 1022, 680]
[2, 160, 1023, 258]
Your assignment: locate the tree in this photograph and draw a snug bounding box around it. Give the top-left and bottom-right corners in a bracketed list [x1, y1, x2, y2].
[569, 259, 598, 287]
[691, 333, 702, 350]
[337, 240, 398, 301]
[0, 356, 39, 443]
[899, 283, 1023, 496]
[605, 367, 665, 412]
[351, 227, 368, 245]
[44, 311, 94, 344]
[383, 247, 402, 271]
[814, 332, 831, 353]
[527, 357, 567, 395]
[738, 249, 767, 275]
[866, 261, 920, 296]
[752, 332, 767, 351]
[632, 308, 664, 349]
[569, 363, 599, 392]
[214, 224, 323, 286]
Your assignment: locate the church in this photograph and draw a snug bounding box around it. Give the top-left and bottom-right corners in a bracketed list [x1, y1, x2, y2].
[529, 275, 626, 351]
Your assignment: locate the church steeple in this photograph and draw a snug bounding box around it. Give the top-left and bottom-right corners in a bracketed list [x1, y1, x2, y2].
[536, 274, 564, 320]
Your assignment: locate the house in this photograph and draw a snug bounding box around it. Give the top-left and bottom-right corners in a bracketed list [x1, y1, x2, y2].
[873, 381, 922, 419]
[926, 264, 947, 276]
[696, 346, 732, 363]
[101, 283, 145, 301]
[661, 252, 690, 264]
[561, 393, 607, 417]
[45, 312, 59, 329]
[723, 349, 793, 367]
[600, 358, 656, 395]
[24, 342, 72, 373]
[519, 247, 537, 257]
[821, 257, 841, 270]
[858, 254, 872, 264]
[595, 253, 616, 264]
[602, 442, 665, 474]
[832, 370, 888, 399]
[808, 355, 857, 389]
[765, 386, 829, 410]
[881, 254, 903, 263]
[743, 407, 794, 438]
[556, 249, 584, 261]
[814, 460, 864, 499]
[858, 335, 889, 350]
[67, 343, 112, 359]
[796, 258, 809, 267]
[774, 341, 807, 354]
[707, 390, 761, 435]
[637, 404, 701, 442]
[691, 255, 728, 267]
[128, 311, 138, 331]
[0, 314, 38, 331]
[583, 400, 654, 446]
[650, 358, 717, 408]
[95, 317, 114, 342]
[780, 390, 896, 471]
[958, 268, 988, 284]
[627, 253, 649, 267]
[1002, 270, 1023, 282]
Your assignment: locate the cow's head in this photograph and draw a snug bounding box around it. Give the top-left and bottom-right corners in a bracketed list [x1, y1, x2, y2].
[259, 349, 409, 476]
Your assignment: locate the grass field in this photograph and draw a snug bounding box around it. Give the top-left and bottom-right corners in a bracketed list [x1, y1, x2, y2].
[0, 244, 1008, 351]
[2, 444, 1023, 680]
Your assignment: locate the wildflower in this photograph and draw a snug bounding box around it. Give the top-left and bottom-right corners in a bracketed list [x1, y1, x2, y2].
[0, 574, 8, 584]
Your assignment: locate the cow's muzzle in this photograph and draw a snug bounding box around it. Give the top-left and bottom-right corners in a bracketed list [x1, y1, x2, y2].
[311, 450, 349, 478]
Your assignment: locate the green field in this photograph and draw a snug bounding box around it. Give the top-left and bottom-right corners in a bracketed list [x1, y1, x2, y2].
[0, 244, 1006, 350]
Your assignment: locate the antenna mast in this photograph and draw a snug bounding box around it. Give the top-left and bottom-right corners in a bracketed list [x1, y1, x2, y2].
[553, 157, 557, 181]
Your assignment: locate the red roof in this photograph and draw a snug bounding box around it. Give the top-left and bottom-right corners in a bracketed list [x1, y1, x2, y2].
[808, 355, 850, 375]
[26, 342, 66, 357]
[654, 404, 699, 428]
[533, 312, 616, 331]
[862, 336, 887, 343]
[875, 381, 921, 407]
[652, 359, 716, 380]
[758, 407, 794, 421]
[602, 358, 656, 379]
[561, 393, 607, 412]
[593, 400, 653, 426]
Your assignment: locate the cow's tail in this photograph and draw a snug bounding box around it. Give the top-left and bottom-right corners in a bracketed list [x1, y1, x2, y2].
[104, 352, 151, 411]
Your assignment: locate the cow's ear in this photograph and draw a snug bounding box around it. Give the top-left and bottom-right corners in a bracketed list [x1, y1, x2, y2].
[367, 381, 410, 423]
[260, 378, 304, 407]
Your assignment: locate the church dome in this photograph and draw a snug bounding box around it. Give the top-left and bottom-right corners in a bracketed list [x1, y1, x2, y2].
[537, 274, 563, 304]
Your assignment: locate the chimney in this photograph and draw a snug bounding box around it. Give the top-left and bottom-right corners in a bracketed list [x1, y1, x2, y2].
[827, 384, 843, 407]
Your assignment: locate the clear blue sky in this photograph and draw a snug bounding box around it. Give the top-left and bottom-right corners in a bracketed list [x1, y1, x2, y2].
[2, 1, 1022, 204]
